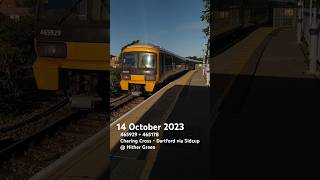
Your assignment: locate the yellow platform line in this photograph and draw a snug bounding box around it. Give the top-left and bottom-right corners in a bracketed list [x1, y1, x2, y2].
[110, 70, 196, 150]
[213, 27, 274, 75]
[137, 70, 202, 180]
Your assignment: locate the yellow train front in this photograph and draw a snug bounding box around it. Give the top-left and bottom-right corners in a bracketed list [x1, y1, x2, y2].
[33, 0, 109, 109]
[120, 43, 197, 95]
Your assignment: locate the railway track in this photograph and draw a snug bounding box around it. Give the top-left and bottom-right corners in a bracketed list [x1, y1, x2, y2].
[110, 94, 135, 110]
[110, 94, 145, 122]
[0, 99, 69, 134]
[0, 100, 106, 179]
[0, 99, 70, 151]
[109, 72, 189, 122]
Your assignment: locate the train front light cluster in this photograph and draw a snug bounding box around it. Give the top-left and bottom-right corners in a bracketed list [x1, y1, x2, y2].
[37, 42, 67, 58]
[121, 73, 131, 80]
[145, 74, 156, 81]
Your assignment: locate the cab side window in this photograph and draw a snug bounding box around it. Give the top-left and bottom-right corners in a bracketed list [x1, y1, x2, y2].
[165, 53, 172, 71]
[172, 56, 176, 70]
[160, 53, 164, 74]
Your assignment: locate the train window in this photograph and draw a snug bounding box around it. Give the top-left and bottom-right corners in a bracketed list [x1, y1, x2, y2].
[140, 53, 156, 69]
[172, 57, 176, 70]
[171, 56, 174, 69]
[38, 0, 108, 24]
[217, 11, 229, 19]
[164, 54, 167, 71]
[89, 0, 108, 21]
[170, 56, 173, 69]
[122, 52, 156, 69]
[165, 54, 172, 71]
[160, 53, 164, 73]
[122, 53, 138, 68]
[176, 58, 182, 69]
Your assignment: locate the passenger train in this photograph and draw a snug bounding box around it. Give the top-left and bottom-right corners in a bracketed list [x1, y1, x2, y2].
[120, 43, 200, 94]
[32, 0, 109, 109]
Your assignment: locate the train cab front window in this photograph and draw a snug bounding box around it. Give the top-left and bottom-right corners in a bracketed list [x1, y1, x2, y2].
[123, 53, 137, 67]
[123, 52, 156, 69]
[38, 0, 108, 24]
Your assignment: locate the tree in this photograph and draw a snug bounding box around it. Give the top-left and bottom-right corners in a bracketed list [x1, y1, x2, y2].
[201, 0, 210, 64]
[186, 56, 202, 61]
[0, 16, 35, 114]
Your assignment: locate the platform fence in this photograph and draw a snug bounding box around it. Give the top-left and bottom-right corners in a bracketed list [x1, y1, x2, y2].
[297, 0, 320, 73]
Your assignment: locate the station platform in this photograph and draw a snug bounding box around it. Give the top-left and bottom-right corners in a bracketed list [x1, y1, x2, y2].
[147, 69, 210, 180]
[110, 69, 210, 180]
[31, 68, 209, 180]
[29, 27, 320, 179]
[211, 27, 320, 178]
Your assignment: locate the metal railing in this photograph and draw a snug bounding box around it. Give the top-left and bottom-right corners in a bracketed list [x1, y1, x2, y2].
[273, 8, 297, 28]
[297, 0, 320, 73]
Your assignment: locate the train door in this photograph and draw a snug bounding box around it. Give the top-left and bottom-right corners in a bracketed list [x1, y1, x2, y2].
[160, 53, 164, 75]
[172, 56, 175, 70]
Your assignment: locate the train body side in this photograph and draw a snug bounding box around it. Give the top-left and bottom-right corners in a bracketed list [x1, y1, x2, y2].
[120, 44, 197, 93]
[33, 42, 109, 90]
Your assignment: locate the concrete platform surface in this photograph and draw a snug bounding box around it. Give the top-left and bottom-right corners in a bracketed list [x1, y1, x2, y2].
[110, 70, 201, 180]
[147, 69, 211, 180]
[212, 28, 320, 179]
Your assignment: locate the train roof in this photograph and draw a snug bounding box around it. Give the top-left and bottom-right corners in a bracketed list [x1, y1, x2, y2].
[125, 43, 202, 63]
[125, 43, 160, 49]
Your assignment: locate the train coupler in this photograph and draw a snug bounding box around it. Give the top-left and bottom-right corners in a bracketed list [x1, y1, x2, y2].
[131, 91, 142, 96]
[70, 95, 102, 109]
[130, 84, 143, 96]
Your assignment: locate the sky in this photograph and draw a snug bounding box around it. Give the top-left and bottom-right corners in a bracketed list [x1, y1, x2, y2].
[110, 0, 206, 58]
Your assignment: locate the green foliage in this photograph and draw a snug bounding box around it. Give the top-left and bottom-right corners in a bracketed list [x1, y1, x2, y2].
[0, 16, 34, 60]
[186, 56, 202, 61]
[0, 16, 36, 113]
[110, 67, 121, 96]
[201, 0, 210, 37]
[110, 68, 121, 86]
[201, 0, 210, 61]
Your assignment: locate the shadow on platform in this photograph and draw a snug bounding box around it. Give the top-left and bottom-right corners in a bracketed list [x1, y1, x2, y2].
[110, 83, 211, 180]
[211, 72, 320, 179]
[148, 84, 211, 180]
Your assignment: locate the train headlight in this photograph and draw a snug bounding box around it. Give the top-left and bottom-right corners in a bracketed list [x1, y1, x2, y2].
[37, 42, 67, 58]
[121, 73, 131, 80]
[145, 74, 156, 81]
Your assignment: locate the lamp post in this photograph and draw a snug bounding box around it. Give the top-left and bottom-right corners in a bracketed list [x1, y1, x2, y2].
[309, 0, 313, 26]
[309, 0, 318, 73]
[297, 0, 303, 43]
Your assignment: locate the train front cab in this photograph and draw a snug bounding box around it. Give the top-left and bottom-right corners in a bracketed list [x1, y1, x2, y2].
[120, 46, 159, 94]
[33, 0, 109, 109]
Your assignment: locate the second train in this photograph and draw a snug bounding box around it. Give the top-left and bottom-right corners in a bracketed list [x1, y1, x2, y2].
[120, 43, 200, 95]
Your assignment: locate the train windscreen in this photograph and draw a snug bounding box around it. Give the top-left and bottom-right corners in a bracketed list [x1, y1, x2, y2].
[37, 0, 108, 24]
[122, 52, 156, 69]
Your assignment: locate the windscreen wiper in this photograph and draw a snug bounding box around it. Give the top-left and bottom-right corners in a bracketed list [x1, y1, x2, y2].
[56, 0, 83, 25]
